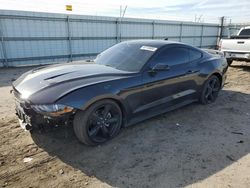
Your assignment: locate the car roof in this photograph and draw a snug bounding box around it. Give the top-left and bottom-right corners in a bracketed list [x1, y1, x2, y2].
[122, 39, 183, 48]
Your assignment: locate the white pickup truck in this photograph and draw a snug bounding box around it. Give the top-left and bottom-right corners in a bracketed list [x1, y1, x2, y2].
[219, 26, 250, 66]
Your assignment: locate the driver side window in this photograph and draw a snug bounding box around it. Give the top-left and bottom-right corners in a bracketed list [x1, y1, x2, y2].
[151, 47, 189, 66]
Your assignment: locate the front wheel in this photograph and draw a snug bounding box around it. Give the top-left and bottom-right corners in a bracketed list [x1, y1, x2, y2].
[200, 75, 221, 105]
[73, 99, 123, 146]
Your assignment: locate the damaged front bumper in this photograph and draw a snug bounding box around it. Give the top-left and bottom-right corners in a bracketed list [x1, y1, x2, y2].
[16, 104, 75, 131]
[14, 90, 75, 131]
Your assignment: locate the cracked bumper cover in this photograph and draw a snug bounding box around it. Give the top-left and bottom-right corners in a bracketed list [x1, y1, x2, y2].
[15, 98, 75, 130]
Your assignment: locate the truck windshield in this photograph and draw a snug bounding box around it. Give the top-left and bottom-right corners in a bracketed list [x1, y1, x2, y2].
[95, 42, 156, 72]
[239, 29, 250, 35]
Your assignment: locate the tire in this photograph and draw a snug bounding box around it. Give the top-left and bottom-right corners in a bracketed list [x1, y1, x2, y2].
[200, 75, 221, 105]
[227, 59, 233, 66]
[73, 99, 122, 146]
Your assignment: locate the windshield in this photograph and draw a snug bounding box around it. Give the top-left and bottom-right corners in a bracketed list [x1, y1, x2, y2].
[95, 42, 156, 72]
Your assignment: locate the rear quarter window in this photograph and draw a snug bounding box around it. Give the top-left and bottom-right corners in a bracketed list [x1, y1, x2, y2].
[189, 49, 202, 61]
[151, 47, 189, 66]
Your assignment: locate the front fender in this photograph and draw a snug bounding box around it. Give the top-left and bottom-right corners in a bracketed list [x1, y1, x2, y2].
[56, 82, 131, 117]
[56, 73, 143, 119]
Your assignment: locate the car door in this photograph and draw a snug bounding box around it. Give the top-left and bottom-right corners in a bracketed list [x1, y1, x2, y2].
[137, 46, 198, 112]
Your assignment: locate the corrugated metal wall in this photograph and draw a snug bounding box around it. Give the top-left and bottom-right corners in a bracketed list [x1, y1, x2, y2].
[0, 10, 222, 67]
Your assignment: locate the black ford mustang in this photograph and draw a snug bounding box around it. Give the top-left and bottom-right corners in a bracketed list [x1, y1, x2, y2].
[13, 40, 228, 145]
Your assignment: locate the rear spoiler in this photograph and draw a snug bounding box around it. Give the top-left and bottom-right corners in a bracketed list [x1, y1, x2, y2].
[202, 49, 224, 57]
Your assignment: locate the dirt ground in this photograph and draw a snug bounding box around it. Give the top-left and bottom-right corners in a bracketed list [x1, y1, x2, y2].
[0, 61, 249, 188]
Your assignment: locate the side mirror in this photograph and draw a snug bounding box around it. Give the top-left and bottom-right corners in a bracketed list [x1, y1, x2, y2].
[151, 63, 170, 72]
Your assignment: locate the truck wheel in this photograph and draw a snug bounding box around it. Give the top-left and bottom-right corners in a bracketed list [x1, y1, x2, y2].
[227, 59, 233, 66]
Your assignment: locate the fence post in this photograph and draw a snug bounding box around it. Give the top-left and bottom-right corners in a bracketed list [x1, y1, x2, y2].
[66, 16, 73, 62]
[219, 16, 225, 40]
[200, 24, 204, 48]
[116, 18, 119, 43]
[152, 21, 155, 39]
[0, 19, 8, 67]
[179, 22, 183, 42]
[119, 18, 122, 42]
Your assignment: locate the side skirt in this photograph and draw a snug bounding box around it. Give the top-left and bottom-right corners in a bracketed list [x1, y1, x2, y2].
[125, 99, 198, 127]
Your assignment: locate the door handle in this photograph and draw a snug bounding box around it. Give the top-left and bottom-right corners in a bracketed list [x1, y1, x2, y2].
[237, 41, 245, 44]
[186, 70, 195, 74]
[186, 70, 199, 75]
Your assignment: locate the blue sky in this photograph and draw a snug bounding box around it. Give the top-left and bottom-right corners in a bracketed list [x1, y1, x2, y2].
[0, 0, 249, 23]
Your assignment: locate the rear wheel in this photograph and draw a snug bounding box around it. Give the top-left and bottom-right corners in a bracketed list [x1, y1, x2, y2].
[200, 75, 221, 105]
[73, 99, 122, 146]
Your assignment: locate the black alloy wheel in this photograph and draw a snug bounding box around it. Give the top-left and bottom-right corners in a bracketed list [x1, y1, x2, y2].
[200, 75, 221, 104]
[73, 99, 122, 145]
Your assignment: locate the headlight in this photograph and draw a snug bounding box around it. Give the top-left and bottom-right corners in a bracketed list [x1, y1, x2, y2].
[31, 104, 74, 116]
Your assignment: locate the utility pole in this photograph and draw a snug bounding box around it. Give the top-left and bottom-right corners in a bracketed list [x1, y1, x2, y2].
[219, 16, 225, 40]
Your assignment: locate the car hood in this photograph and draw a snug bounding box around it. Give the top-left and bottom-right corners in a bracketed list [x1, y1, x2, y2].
[13, 62, 133, 101]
